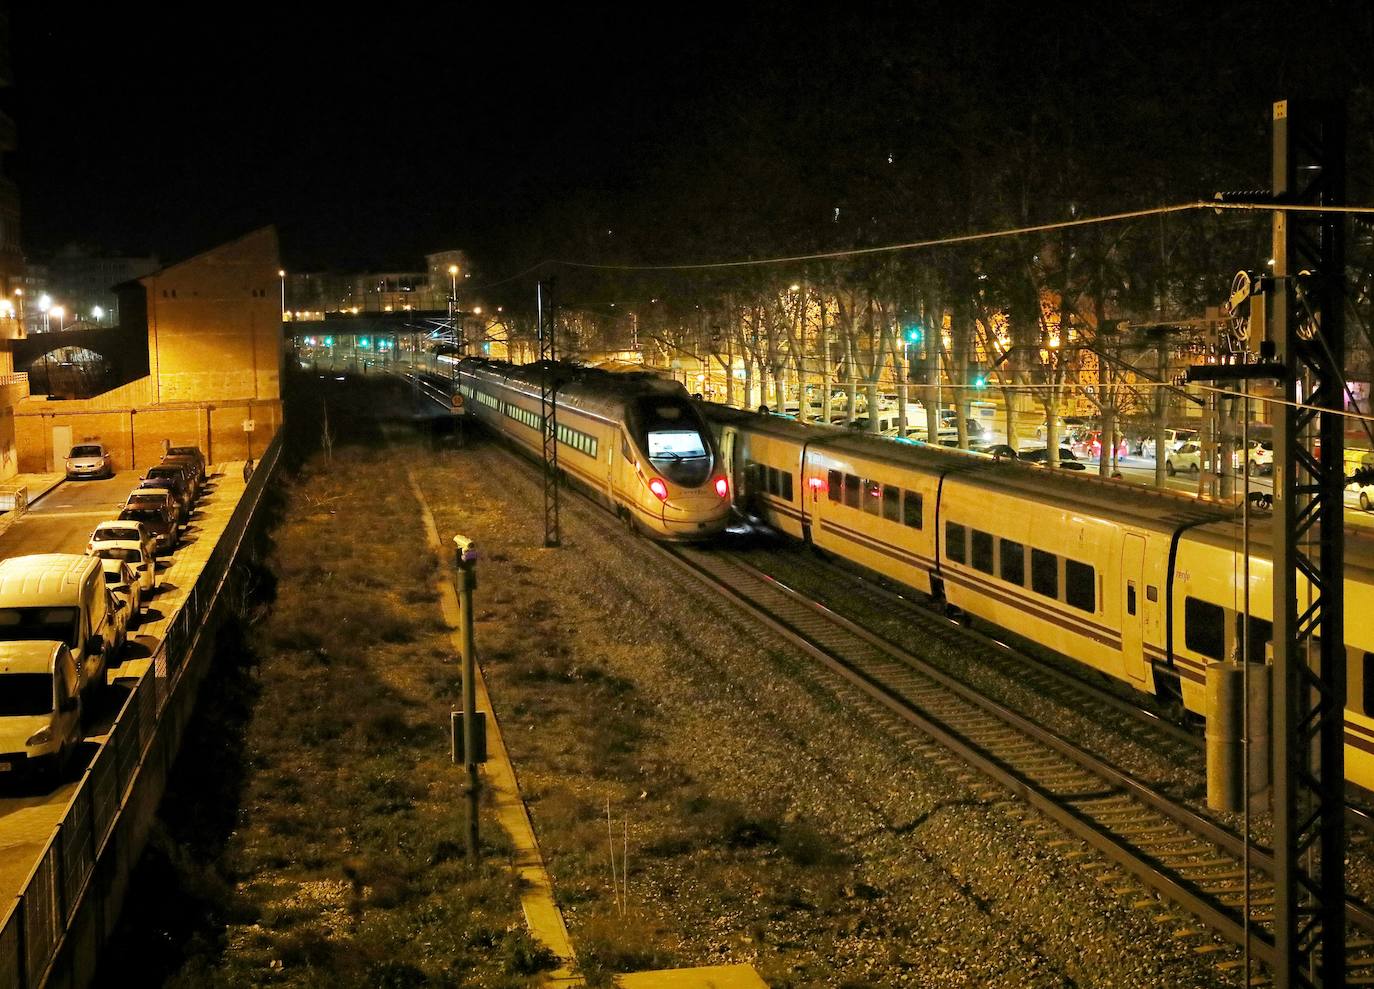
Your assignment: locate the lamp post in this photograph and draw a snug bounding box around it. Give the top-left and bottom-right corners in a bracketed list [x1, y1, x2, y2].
[447, 264, 460, 355]
[91, 306, 104, 325]
[51, 305, 65, 332]
[277, 269, 286, 322]
[37, 293, 51, 334]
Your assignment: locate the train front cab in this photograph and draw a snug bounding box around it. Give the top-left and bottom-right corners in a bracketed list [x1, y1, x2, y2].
[618, 394, 730, 540]
[803, 446, 938, 597]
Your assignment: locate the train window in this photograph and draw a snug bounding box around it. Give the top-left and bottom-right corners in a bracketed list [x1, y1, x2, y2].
[946, 522, 966, 564]
[766, 466, 780, 495]
[1065, 560, 1095, 612]
[864, 479, 881, 515]
[828, 470, 841, 503]
[1365, 653, 1374, 717]
[844, 474, 860, 509]
[1146, 585, 1158, 603]
[971, 530, 994, 574]
[781, 471, 793, 502]
[1000, 539, 1024, 586]
[1185, 596, 1226, 660]
[903, 491, 923, 529]
[1031, 549, 1057, 598]
[1241, 615, 1272, 664]
[882, 485, 901, 522]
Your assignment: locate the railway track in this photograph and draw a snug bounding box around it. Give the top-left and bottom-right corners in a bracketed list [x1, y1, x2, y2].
[654, 543, 1374, 982]
[743, 539, 1374, 840]
[396, 363, 1374, 981]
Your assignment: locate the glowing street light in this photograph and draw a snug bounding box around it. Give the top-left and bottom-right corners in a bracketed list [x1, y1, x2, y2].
[50, 305, 66, 331]
[91, 306, 104, 323]
[277, 269, 286, 322]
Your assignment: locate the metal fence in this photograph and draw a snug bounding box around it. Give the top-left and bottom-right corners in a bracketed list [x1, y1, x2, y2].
[0, 434, 283, 989]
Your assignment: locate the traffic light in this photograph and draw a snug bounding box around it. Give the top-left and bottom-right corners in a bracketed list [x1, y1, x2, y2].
[359, 337, 371, 349]
[324, 336, 334, 347]
[968, 362, 989, 389]
[905, 324, 923, 345]
[972, 374, 988, 390]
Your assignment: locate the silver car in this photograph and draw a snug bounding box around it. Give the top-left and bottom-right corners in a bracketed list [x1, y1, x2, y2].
[65, 444, 113, 480]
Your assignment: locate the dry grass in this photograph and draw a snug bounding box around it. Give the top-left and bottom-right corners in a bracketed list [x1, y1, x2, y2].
[155, 377, 547, 987]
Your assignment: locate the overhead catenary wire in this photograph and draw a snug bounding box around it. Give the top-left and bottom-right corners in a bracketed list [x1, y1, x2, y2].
[463, 200, 1374, 289]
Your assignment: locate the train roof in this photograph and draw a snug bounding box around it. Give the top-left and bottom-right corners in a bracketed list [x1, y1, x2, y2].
[702, 403, 1241, 537]
[461, 357, 693, 423]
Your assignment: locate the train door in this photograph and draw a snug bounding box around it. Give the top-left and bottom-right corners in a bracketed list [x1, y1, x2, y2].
[1122, 533, 1146, 684]
[718, 426, 741, 508]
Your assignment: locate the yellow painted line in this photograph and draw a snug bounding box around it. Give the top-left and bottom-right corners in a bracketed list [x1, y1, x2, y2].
[406, 468, 583, 986]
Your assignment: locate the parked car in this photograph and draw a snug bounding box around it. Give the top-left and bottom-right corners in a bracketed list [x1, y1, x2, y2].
[159, 454, 205, 497]
[1245, 440, 1274, 474]
[100, 558, 142, 629]
[118, 505, 177, 553]
[146, 461, 198, 503]
[1075, 430, 1129, 461]
[88, 542, 156, 597]
[1357, 483, 1374, 513]
[1020, 446, 1087, 470]
[0, 641, 82, 783]
[124, 488, 181, 530]
[87, 520, 158, 575]
[133, 478, 190, 524]
[1035, 416, 1087, 441]
[1140, 428, 1199, 459]
[0, 554, 120, 695]
[64, 443, 113, 480]
[166, 445, 206, 479]
[972, 443, 1019, 460]
[1166, 441, 1203, 475]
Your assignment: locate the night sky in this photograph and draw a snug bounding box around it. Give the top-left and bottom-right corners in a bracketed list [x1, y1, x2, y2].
[8, 3, 1373, 280]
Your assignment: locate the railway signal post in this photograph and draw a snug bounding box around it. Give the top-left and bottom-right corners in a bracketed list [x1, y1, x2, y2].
[451, 534, 486, 864]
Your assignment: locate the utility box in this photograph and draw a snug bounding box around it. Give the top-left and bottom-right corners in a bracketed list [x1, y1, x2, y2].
[450, 711, 488, 764]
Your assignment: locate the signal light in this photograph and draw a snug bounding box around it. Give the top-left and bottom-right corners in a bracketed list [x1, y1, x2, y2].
[649, 478, 669, 501]
[714, 476, 729, 498]
[972, 374, 988, 389]
[905, 325, 923, 344]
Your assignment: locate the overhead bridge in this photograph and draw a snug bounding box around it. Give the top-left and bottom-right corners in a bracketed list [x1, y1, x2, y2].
[12, 325, 149, 379]
[283, 310, 456, 342]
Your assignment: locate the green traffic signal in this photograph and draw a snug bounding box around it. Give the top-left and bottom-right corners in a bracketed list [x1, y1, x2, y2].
[905, 325, 923, 344]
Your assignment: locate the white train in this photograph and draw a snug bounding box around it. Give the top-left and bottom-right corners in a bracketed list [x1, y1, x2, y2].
[457, 359, 731, 540]
[703, 404, 1374, 789]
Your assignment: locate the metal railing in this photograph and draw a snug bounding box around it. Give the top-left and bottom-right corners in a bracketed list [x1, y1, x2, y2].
[0, 435, 283, 988]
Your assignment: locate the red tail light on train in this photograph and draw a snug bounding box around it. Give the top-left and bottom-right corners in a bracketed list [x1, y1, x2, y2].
[714, 476, 729, 498]
[649, 478, 669, 501]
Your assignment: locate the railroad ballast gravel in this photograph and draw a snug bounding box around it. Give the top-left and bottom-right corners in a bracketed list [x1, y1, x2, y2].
[416, 439, 1248, 987]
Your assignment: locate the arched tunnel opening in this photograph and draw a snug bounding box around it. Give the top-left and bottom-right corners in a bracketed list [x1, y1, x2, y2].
[26, 346, 118, 399]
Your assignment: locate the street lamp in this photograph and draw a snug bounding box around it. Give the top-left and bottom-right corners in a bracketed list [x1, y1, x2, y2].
[91, 306, 104, 324]
[50, 305, 65, 332]
[447, 265, 460, 355]
[277, 269, 286, 322]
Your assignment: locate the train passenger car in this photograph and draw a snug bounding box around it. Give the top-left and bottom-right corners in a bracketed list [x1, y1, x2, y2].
[937, 465, 1219, 696]
[457, 359, 731, 540]
[706, 405, 818, 541]
[702, 404, 1374, 789]
[802, 433, 948, 597]
[1173, 522, 1374, 785]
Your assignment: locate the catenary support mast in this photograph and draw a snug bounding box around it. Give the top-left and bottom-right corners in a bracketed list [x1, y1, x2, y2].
[537, 279, 561, 548]
[1270, 98, 1346, 989]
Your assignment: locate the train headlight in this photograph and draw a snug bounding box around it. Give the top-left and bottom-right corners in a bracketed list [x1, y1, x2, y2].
[649, 478, 669, 501]
[714, 476, 729, 498]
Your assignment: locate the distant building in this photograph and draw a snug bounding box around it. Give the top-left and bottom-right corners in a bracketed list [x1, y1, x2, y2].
[46, 246, 159, 328]
[15, 227, 285, 472]
[281, 248, 470, 318]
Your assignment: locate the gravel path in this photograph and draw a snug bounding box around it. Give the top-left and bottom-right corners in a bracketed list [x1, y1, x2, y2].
[415, 436, 1252, 987]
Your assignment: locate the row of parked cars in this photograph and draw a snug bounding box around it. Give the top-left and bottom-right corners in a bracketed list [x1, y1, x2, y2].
[0, 445, 208, 784]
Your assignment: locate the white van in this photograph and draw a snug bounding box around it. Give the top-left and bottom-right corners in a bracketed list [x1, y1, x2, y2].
[0, 641, 82, 780]
[0, 554, 121, 694]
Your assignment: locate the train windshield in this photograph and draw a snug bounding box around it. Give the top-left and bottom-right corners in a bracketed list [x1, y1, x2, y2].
[632, 397, 713, 487]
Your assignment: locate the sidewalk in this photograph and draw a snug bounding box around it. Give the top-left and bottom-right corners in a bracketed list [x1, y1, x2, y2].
[0, 471, 66, 538]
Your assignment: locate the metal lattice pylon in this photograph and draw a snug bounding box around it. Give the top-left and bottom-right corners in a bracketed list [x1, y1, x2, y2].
[537, 279, 561, 548]
[1270, 98, 1346, 989]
